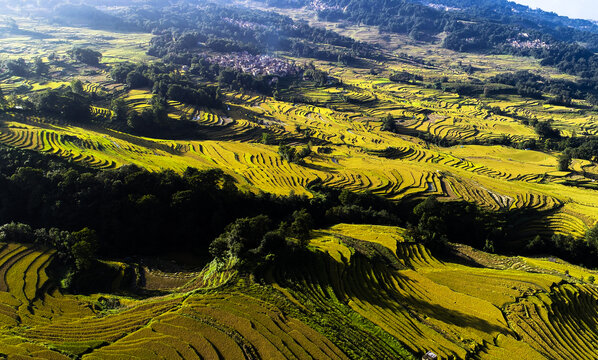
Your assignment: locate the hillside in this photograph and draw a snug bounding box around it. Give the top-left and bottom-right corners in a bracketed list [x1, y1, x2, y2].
[0, 0, 597, 359]
[1, 225, 598, 359]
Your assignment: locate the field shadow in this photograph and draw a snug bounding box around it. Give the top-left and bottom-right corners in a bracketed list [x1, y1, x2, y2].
[275, 246, 510, 338]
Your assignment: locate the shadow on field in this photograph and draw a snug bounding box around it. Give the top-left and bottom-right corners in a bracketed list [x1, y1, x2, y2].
[276, 246, 510, 338]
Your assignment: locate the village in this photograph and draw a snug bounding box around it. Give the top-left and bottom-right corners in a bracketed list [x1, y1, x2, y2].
[204, 52, 301, 77]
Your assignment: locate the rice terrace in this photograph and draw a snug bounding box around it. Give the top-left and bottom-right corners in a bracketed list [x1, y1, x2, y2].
[0, 0, 598, 359]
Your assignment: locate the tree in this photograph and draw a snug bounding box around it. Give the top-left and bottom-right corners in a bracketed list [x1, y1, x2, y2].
[289, 209, 313, 245]
[278, 144, 297, 162]
[0, 223, 34, 244]
[0, 86, 7, 110]
[68, 47, 102, 67]
[483, 239, 495, 253]
[389, 71, 422, 84]
[127, 111, 145, 132]
[110, 98, 129, 123]
[257, 231, 286, 255]
[296, 145, 312, 161]
[209, 215, 272, 261]
[381, 114, 397, 133]
[557, 150, 573, 171]
[261, 133, 274, 145]
[34, 57, 49, 77]
[527, 235, 545, 251]
[126, 70, 149, 89]
[534, 121, 560, 139]
[587, 223, 598, 251]
[70, 79, 85, 96]
[411, 197, 449, 252]
[4, 58, 30, 77]
[110, 63, 136, 83]
[71, 228, 98, 270]
[31, 89, 91, 122]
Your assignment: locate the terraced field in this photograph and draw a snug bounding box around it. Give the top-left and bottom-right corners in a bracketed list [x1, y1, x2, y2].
[1, 7, 597, 237]
[3, 224, 598, 359]
[0, 241, 364, 359]
[84, 294, 350, 360]
[2, 88, 596, 236]
[1, 3, 598, 359]
[272, 224, 598, 359]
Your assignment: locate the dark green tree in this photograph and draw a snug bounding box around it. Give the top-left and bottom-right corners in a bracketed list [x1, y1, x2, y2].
[289, 209, 313, 245]
[5, 58, 30, 77]
[278, 144, 297, 162]
[381, 114, 397, 133]
[0, 86, 7, 110]
[209, 215, 272, 260]
[110, 98, 129, 123]
[0, 222, 34, 243]
[587, 224, 598, 251]
[534, 121, 560, 139]
[34, 57, 49, 77]
[71, 228, 99, 270]
[68, 47, 102, 67]
[557, 150, 573, 171]
[70, 79, 85, 96]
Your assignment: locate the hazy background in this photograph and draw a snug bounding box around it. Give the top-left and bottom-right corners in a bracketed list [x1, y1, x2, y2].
[512, 0, 598, 21]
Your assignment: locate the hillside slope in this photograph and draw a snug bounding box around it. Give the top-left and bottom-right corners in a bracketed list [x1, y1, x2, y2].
[2, 225, 598, 358]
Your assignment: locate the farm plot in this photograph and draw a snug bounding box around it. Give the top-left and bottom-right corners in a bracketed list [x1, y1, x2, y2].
[0, 243, 55, 307]
[273, 224, 563, 359]
[23, 296, 182, 344]
[2, 115, 595, 232]
[505, 284, 598, 360]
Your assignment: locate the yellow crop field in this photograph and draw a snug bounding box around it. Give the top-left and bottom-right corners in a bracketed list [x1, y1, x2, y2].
[0, 18, 154, 64]
[271, 224, 598, 359]
[1, 3, 598, 358]
[2, 223, 598, 359]
[0, 241, 352, 359]
[2, 82, 598, 231]
[522, 257, 598, 282]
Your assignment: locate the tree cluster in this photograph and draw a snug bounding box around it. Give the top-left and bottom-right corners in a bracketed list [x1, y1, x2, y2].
[67, 47, 102, 67]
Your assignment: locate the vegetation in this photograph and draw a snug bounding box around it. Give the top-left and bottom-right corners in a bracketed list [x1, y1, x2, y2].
[0, 0, 597, 359]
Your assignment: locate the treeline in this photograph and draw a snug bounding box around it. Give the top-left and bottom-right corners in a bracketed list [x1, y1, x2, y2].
[51, 3, 140, 32]
[308, 0, 598, 52]
[0, 80, 96, 124]
[0, 75, 208, 138]
[109, 62, 221, 107]
[2, 57, 49, 78]
[0, 145, 398, 262]
[1, 48, 101, 80]
[113, 51, 296, 97]
[435, 70, 598, 107]
[380, 107, 598, 162]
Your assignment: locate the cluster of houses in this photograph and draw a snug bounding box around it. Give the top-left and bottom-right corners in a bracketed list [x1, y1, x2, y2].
[309, 0, 340, 11]
[509, 38, 550, 50]
[205, 52, 301, 77]
[509, 33, 550, 50]
[426, 3, 460, 12]
[222, 17, 265, 31]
